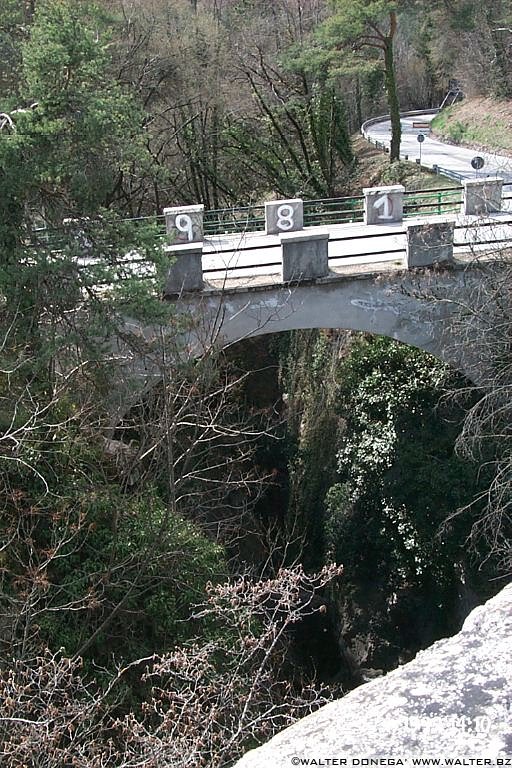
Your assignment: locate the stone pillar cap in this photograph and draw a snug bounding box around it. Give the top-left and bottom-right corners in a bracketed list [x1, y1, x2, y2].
[163, 204, 205, 215]
[164, 242, 204, 253]
[363, 184, 405, 194]
[462, 177, 503, 186]
[280, 230, 329, 243]
[265, 198, 303, 207]
[405, 217, 456, 231]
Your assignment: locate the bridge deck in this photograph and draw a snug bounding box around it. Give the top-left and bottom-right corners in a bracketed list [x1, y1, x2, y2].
[191, 212, 512, 292]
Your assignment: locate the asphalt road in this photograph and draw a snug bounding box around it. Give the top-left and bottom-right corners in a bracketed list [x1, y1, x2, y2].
[365, 113, 512, 182]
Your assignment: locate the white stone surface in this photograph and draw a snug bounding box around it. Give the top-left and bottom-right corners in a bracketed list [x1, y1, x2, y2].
[233, 585, 512, 766]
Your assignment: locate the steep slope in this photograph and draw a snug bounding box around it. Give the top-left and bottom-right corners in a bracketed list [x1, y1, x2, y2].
[431, 98, 512, 156]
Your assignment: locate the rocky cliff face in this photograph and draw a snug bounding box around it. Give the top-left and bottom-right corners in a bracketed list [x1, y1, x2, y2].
[233, 584, 512, 766]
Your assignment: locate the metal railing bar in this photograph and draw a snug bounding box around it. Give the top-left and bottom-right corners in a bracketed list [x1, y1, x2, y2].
[329, 230, 405, 243]
[329, 248, 406, 259]
[405, 201, 461, 209]
[454, 218, 512, 230]
[203, 248, 409, 274]
[403, 187, 461, 195]
[454, 237, 512, 248]
[405, 190, 461, 198]
[203, 262, 281, 274]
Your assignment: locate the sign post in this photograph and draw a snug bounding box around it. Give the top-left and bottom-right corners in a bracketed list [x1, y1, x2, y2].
[471, 156, 485, 178]
[417, 133, 425, 168]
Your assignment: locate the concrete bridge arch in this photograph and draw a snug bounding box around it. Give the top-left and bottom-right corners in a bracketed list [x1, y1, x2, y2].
[173, 266, 479, 381]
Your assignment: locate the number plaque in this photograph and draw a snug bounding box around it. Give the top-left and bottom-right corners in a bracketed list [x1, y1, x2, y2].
[265, 199, 303, 235]
[163, 204, 204, 244]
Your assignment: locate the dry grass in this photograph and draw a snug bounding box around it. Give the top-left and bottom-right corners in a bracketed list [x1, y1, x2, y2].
[431, 97, 512, 156]
[348, 135, 458, 195]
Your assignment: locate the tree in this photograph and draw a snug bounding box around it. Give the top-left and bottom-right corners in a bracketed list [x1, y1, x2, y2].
[114, 564, 343, 768]
[0, 567, 343, 767]
[0, 0, 222, 673]
[317, 0, 402, 160]
[410, 1, 512, 100]
[276, 329, 349, 570]
[0, 0, 152, 230]
[226, 52, 353, 199]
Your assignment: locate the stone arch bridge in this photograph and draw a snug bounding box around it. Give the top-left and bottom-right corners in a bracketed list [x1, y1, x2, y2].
[162, 179, 510, 373]
[112, 179, 511, 419]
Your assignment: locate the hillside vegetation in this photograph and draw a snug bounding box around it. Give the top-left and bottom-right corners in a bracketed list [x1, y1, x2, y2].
[431, 98, 512, 156]
[350, 137, 460, 195]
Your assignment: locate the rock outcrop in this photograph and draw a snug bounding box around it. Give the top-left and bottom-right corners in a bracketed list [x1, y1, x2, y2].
[234, 584, 512, 766]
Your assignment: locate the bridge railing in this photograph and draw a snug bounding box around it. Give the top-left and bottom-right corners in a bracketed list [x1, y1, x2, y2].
[203, 204, 265, 236]
[29, 178, 501, 248]
[501, 181, 512, 204]
[201, 189, 467, 234]
[185, 189, 464, 236]
[303, 196, 363, 226]
[164, 178, 512, 293]
[25, 178, 512, 291]
[403, 187, 462, 216]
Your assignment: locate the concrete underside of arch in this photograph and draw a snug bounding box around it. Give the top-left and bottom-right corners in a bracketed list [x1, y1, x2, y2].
[107, 263, 489, 426]
[173, 265, 481, 379]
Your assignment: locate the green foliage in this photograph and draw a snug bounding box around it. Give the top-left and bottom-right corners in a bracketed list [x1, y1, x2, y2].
[334, 336, 447, 492]
[380, 160, 417, 185]
[1, 416, 226, 664]
[277, 330, 348, 568]
[321, 336, 489, 663]
[0, 0, 26, 95]
[0, 0, 150, 226]
[224, 77, 353, 199]
[311, 0, 401, 159]
[37, 488, 226, 660]
[431, 103, 512, 154]
[0, 1, 214, 679]
[323, 0, 398, 42]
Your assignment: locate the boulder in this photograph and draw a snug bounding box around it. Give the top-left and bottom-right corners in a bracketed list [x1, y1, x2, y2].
[233, 585, 512, 766]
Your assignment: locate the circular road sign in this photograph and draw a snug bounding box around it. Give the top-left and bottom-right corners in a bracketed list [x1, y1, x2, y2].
[417, 133, 425, 143]
[471, 156, 485, 170]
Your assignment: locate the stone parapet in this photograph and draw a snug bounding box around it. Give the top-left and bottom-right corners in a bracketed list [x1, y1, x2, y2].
[462, 178, 503, 216]
[265, 199, 304, 235]
[163, 204, 204, 244]
[406, 220, 455, 268]
[164, 242, 204, 294]
[363, 184, 405, 225]
[280, 230, 329, 282]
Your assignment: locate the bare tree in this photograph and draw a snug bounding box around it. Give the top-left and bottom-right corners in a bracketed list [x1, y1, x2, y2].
[446, 255, 512, 575]
[115, 564, 343, 768]
[0, 565, 343, 767]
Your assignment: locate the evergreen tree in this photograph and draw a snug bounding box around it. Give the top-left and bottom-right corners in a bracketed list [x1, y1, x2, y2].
[317, 0, 402, 160]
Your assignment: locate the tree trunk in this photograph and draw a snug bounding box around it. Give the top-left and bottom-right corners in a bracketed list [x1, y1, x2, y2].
[384, 37, 401, 161]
